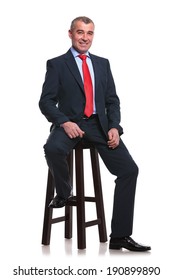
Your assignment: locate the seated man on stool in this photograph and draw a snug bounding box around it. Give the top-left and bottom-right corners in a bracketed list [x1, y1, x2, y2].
[39, 16, 151, 252]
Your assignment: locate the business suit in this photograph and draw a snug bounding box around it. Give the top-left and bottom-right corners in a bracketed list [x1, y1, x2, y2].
[39, 49, 138, 238]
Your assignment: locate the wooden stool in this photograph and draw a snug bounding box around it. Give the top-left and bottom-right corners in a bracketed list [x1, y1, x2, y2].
[41, 140, 107, 249]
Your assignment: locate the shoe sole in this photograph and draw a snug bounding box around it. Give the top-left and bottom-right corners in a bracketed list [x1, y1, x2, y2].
[109, 243, 150, 252]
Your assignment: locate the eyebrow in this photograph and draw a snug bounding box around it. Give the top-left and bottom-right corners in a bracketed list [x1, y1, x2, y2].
[76, 29, 94, 34]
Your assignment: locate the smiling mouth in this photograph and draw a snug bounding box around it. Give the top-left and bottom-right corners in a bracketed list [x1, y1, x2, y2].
[79, 42, 88, 47]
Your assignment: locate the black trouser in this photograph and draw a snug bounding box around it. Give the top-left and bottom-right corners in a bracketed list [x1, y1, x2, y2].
[44, 117, 138, 237]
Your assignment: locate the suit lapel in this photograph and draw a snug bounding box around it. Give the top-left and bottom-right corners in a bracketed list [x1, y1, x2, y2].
[63, 50, 101, 99]
[64, 50, 84, 91]
[90, 54, 100, 102]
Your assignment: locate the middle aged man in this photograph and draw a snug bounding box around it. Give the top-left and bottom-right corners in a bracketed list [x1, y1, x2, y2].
[39, 16, 151, 252]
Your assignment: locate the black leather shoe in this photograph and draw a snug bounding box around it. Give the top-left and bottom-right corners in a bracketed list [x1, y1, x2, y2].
[109, 236, 151, 252]
[49, 193, 73, 208]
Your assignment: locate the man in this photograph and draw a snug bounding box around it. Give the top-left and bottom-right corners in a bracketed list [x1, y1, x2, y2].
[39, 16, 151, 252]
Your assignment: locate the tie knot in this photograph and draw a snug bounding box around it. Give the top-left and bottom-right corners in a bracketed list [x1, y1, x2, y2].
[78, 54, 87, 61]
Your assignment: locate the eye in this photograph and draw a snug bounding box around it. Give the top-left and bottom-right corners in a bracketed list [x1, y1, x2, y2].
[77, 30, 84, 35]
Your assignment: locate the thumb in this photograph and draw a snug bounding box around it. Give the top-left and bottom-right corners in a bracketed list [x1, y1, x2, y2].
[108, 131, 113, 140]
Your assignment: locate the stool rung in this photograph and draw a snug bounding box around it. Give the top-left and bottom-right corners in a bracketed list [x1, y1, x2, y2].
[67, 200, 77, 206]
[85, 218, 101, 228]
[52, 216, 66, 224]
[85, 196, 96, 202]
[67, 196, 96, 207]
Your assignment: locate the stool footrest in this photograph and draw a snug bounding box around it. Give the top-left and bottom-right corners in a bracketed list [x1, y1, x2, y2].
[52, 216, 66, 224]
[85, 218, 101, 228]
[67, 196, 96, 206]
[85, 196, 96, 202]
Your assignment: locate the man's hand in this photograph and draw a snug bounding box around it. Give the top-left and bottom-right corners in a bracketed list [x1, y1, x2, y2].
[107, 128, 120, 149]
[60, 121, 85, 139]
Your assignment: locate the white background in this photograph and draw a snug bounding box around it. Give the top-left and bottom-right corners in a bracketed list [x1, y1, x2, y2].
[0, 0, 173, 279]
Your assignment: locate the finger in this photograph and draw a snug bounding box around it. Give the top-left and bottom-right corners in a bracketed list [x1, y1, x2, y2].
[68, 129, 79, 138]
[79, 131, 85, 138]
[70, 129, 85, 139]
[108, 134, 113, 141]
[108, 139, 119, 148]
[76, 128, 85, 138]
[107, 139, 115, 146]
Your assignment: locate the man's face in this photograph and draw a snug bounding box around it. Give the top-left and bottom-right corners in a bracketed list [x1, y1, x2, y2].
[68, 20, 94, 54]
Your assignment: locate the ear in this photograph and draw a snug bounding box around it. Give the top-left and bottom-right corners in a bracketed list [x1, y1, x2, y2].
[68, 30, 72, 39]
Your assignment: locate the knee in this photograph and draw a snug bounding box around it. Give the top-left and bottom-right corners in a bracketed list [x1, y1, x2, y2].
[116, 159, 139, 179]
[44, 142, 54, 158]
[131, 161, 139, 177]
[125, 161, 139, 178]
[44, 142, 65, 158]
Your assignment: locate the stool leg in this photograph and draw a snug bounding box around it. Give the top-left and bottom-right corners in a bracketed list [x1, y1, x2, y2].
[90, 148, 107, 242]
[65, 151, 73, 239]
[75, 147, 86, 249]
[65, 205, 72, 238]
[42, 169, 54, 245]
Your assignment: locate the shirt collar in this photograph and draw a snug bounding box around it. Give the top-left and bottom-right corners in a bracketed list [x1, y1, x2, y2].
[70, 47, 90, 58]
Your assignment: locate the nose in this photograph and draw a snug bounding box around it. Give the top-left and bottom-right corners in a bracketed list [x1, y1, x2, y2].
[82, 33, 88, 41]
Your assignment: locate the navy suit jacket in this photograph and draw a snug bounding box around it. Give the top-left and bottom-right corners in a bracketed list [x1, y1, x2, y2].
[39, 49, 123, 137]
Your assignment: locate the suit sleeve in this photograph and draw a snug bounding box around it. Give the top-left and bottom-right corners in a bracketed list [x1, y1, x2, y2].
[105, 60, 123, 134]
[39, 60, 69, 126]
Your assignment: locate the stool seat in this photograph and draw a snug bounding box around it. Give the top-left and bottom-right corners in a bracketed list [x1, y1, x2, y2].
[42, 140, 107, 249]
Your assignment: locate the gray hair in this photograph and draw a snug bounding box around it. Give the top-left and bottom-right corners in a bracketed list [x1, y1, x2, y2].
[70, 16, 94, 30]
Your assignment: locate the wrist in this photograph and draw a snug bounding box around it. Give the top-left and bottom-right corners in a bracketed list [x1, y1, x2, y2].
[60, 121, 69, 128]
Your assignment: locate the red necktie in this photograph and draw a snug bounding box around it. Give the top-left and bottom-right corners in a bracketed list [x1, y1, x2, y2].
[78, 54, 93, 117]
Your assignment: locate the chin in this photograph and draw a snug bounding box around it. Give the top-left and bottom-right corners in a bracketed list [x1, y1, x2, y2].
[78, 48, 87, 53]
